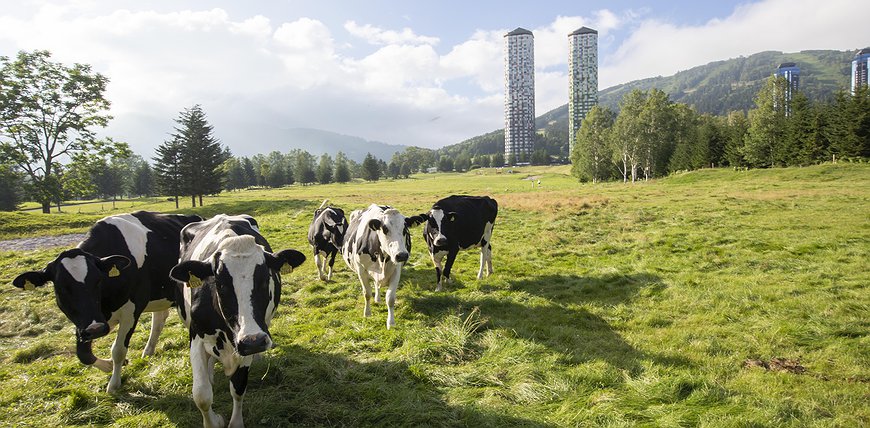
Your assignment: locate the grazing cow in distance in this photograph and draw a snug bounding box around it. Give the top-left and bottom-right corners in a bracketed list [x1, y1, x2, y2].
[308, 200, 347, 281]
[170, 214, 305, 428]
[11, 211, 202, 392]
[342, 204, 426, 329]
[419, 195, 498, 291]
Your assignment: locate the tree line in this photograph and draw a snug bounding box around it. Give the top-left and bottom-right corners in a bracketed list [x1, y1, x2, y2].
[571, 77, 870, 183]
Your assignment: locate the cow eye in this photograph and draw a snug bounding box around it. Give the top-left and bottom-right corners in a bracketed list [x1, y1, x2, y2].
[382, 226, 390, 234]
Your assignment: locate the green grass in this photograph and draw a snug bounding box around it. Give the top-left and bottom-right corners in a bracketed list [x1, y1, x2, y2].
[0, 163, 868, 427]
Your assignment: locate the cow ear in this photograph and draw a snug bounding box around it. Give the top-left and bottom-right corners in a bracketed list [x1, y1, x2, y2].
[368, 218, 382, 231]
[323, 215, 336, 227]
[405, 215, 426, 227]
[266, 249, 306, 274]
[98, 255, 131, 278]
[13, 271, 49, 291]
[170, 260, 214, 288]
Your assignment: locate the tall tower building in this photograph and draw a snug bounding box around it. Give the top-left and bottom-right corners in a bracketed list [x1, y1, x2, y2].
[852, 48, 870, 93]
[774, 62, 800, 116]
[568, 27, 598, 153]
[504, 27, 535, 164]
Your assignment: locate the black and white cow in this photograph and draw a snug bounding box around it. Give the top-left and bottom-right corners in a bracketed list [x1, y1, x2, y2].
[169, 214, 305, 428]
[342, 204, 425, 329]
[308, 204, 347, 281]
[11, 211, 202, 392]
[419, 195, 498, 291]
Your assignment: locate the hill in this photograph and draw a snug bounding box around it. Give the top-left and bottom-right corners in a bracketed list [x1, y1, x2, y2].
[444, 49, 855, 158]
[226, 127, 407, 162]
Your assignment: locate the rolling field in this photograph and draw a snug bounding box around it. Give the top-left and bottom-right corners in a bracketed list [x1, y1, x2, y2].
[0, 164, 868, 427]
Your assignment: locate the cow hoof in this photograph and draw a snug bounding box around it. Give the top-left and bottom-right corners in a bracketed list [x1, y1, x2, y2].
[106, 379, 121, 394]
[435, 284, 443, 292]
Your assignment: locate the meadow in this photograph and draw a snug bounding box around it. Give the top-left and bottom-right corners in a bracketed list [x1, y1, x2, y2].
[0, 163, 867, 427]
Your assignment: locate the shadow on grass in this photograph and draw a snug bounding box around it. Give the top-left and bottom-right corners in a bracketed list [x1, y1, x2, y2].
[407, 273, 688, 374]
[118, 345, 554, 427]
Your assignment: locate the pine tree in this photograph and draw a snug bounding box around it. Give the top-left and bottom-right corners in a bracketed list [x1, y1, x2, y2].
[132, 162, 155, 197]
[362, 153, 380, 181]
[743, 77, 788, 168]
[152, 138, 183, 208]
[173, 105, 227, 207]
[334, 152, 351, 183]
[241, 157, 257, 187]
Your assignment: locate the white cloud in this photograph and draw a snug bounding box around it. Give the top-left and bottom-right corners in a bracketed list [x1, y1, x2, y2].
[344, 20, 439, 46]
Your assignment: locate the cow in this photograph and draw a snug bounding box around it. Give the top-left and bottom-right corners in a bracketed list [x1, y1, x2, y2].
[419, 195, 498, 291]
[342, 204, 425, 329]
[11, 211, 203, 392]
[169, 214, 305, 428]
[307, 201, 347, 281]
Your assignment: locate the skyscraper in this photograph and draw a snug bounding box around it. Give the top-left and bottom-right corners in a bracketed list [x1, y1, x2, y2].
[774, 62, 800, 116]
[568, 27, 598, 153]
[852, 48, 870, 93]
[504, 27, 535, 164]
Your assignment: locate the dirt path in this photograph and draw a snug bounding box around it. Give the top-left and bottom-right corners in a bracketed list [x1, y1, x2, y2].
[0, 233, 87, 252]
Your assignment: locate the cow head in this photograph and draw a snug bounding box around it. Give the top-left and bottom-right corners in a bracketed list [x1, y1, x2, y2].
[366, 209, 426, 263]
[12, 249, 131, 342]
[423, 207, 457, 248]
[321, 207, 348, 248]
[169, 235, 305, 356]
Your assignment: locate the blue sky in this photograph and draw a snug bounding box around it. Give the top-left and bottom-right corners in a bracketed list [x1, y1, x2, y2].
[0, 0, 868, 156]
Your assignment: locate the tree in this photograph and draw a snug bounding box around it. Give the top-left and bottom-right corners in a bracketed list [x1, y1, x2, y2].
[265, 151, 286, 188]
[294, 150, 316, 184]
[743, 76, 788, 168]
[492, 152, 504, 167]
[334, 152, 351, 183]
[173, 105, 227, 207]
[0, 50, 112, 213]
[387, 161, 400, 179]
[438, 155, 454, 172]
[223, 157, 245, 191]
[724, 110, 748, 167]
[530, 149, 549, 166]
[638, 89, 675, 180]
[316, 153, 333, 184]
[399, 162, 411, 178]
[153, 137, 183, 208]
[241, 157, 257, 187]
[571, 105, 614, 183]
[0, 163, 21, 211]
[362, 153, 380, 181]
[478, 155, 491, 168]
[611, 90, 647, 182]
[132, 161, 155, 197]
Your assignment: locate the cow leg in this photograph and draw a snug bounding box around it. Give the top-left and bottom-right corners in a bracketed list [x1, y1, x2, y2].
[107, 312, 137, 393]
[373, 280, 381, 304]
[443, 250, 458, 287]
[385, 274, 401, 329]
[356, 271, 373, 317]
[142, 309, 169, 357]
[486, 244, 494, 275]
[477, 246, 486, 280]
[228, 364, 250, 428]
[432, 251, 446, 291]
[314, 252, 326, 280]
[327, 250, 338, 281]
[191, 339, 224, 428]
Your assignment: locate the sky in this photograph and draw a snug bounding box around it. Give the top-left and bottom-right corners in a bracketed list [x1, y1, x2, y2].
[0, 0, 868, 157]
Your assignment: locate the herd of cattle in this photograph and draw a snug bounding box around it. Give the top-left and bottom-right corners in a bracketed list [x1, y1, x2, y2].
[10, 195, 498, 428]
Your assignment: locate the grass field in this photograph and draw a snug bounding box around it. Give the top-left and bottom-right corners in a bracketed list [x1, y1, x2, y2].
[0, 164, 868, 427]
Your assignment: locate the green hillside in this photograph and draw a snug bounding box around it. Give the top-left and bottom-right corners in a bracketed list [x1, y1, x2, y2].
[444, 49, 855, 158]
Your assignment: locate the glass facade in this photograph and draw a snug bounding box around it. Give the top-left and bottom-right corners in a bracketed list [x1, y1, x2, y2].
[852, 48, 870, 94]
[504, 28, 535, 164]
[568, 27, 598, 153]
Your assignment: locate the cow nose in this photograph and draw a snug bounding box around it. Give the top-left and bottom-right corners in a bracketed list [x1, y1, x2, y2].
[237, 332, 270, 356]
[434, 237, 449, 247]
[79, 322, 109, 341]
[395, 252, 409, 263]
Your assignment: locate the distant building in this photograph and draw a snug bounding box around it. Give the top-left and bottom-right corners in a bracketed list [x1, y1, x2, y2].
[568, 27, 598, 153]
[504, 27, 535, 165]
[852, 48, 870, 93]
[774, 62, 800, 116]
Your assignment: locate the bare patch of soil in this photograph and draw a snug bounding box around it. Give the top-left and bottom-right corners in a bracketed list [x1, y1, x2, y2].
[743, 357, 807, 374]
[0, 233, 86, 252]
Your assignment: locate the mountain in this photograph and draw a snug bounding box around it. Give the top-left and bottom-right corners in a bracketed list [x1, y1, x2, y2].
[444, 49, 855, 158]
[231, 127, 407, 162]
